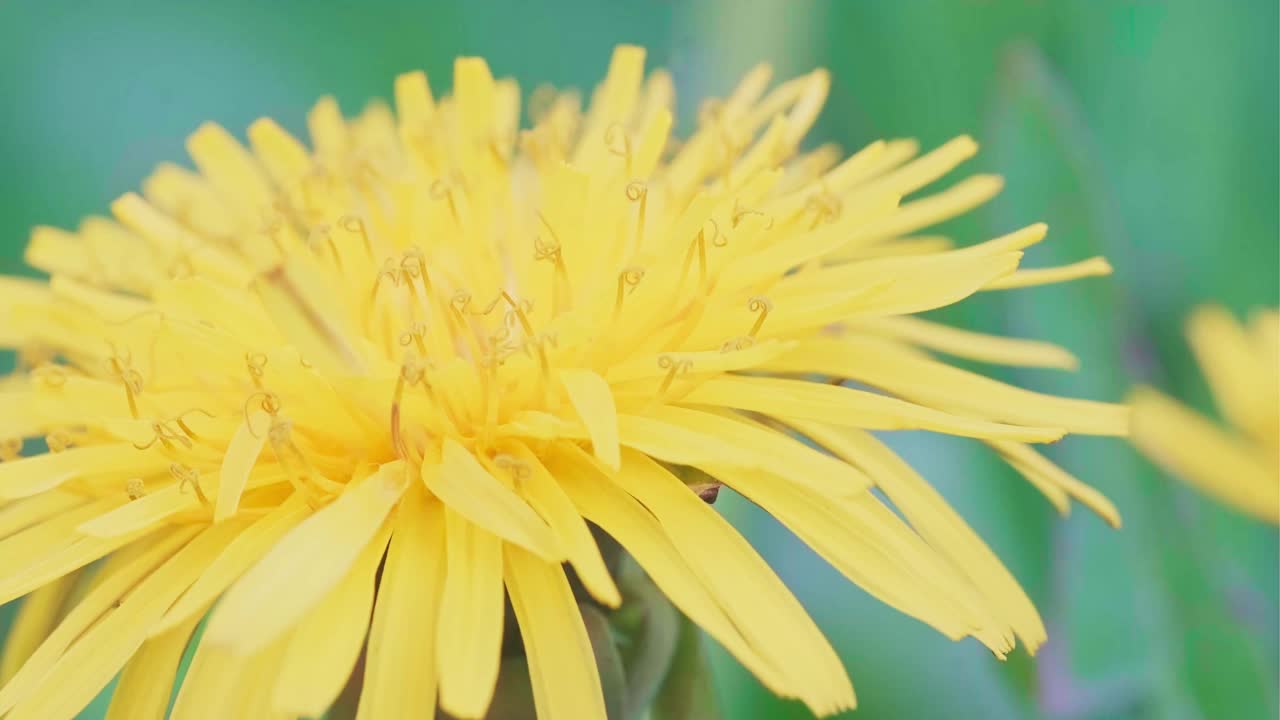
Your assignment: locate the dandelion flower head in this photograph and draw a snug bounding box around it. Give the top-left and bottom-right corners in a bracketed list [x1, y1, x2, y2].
[0, 45, 1129, 719]
[1130, 305, 1278, 523]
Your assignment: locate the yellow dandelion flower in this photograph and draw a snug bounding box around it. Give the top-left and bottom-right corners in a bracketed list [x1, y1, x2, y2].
[0, 45, 1128, 719]
[1130, 306, 1279, 523]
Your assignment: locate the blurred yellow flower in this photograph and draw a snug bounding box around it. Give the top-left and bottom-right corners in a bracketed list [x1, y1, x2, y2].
[0, 45, 1127, 719]
[1130, 306, 1279, 523]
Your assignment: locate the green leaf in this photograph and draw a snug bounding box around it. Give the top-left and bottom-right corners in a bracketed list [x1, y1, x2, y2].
[651, 616, 723, 720]
[481, 657, 537, 720]
[613, 559, 680, 720]
[581, 604, 628, 720]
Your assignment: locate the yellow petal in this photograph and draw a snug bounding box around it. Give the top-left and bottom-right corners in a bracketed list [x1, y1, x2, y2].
[246, 118, 312, 188]
[680, 374, 1067, 442]
[203, 464, 405, 656]
[5, 520, 246, 720]
[0, 508, 158, 607]
[170, 633, 291, 720]
[0, 277, 53, 347]
[216, 411, 269, 522]
[0, 527, 197, 712]
[272, 525, 389, 716]
[764, 337, 1127, 436]
[547, 443, 791, 697]
[1130, 387, 1279, 524]
[105, 613, 201, 720]
[0, 491, 86, 541]
[357, 484, 446, 720]
[844, 174, 1003, 243]
[617, 405, 871, 498]
[712, 455, 1009, 653]
[1186, 305, 1278, 444]
[0, 444, 170, 500]
[152, 496, 310, 636]
[984, 256, 1112, 290]
[505, 442, 620, 607]
[185, 122, 276, 226]
[559, 368, 621, 469]
[435, 511, 505, 719]
[853, 135, 978, 199]
[787, 421, 1046, 653]
[0, 571, 79, 683]
[857, 315, 1079, 370]
[504, 543, 609, 720]
[423, 437, 561, 561]
[609, 449, 856, 715]
[989, 440, 1121, 527]
[77, 483, 202, 537]
[254, 254, 367, 376]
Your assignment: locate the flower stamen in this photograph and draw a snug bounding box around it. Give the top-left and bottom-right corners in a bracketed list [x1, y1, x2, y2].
[170, 463, 210, 507]
[615, 266, 646, 315]
[747, 296, 774, 338]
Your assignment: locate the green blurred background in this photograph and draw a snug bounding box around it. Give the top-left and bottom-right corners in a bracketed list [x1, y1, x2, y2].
[0, 1, 1276, 718]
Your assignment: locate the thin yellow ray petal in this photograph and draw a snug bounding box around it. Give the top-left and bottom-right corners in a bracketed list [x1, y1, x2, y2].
[50, 274, 150, 321]
[989, 441, 1121, 527]
[170, 633, 290, 720]
[0, 572, 79, 683]
[547, 443, 791, 697]
[5, 520, 246, 720]
[506, 442, 620, 607]
[996, 453, 1072, 516]
[15, 235, 88, 298]
[845, 174, 1003, 242]
[0, 443, 170, 500]
[247, 118, 312, 188]
[617, 405, 871, 498]
[842, 235, 954, 259]
[680, 374, 1067, 442]
[853, 135, 978, 199]
[77, 484, 202, 537]
[1186, 305, 1278, 443]
[272, 525, 389, 717]
[782, 250, 1023, 320]
[858, 316, 1079, 370]
[505, 543, 609, 720]
[203, 464, 405, 656]
[560, 368, 621, 469]
[763, 337, 1127, 436]
[1130, 387, 1279, 524]
[254, 254, 367, 376]
[186, 122, 276, 224]
[152, 496, 309, 636]
[632, 108, 672, 179]
[105, 613, 201, 720]
[0, 497, 123, 578]
[357, 484, 445, 720]
[395, 70, 436, 130]
[780, 69, 830, 149]
[435, 511, 505, 720]
[607, 340, 797, 385]
[423, 437, 561, 561]
[0, 527, 196, 713]
[216, 411, 269, 522]
[307, 95, 349, 162]
[984, 256, 1112, 290]
[0, 518, 158, 607]
[779, 421, 1046, 653]
[610, 449, 856, 715]
[0, 491, 86, 541]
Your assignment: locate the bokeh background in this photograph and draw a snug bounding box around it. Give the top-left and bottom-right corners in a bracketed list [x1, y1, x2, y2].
[1, 1, 1276, 718]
